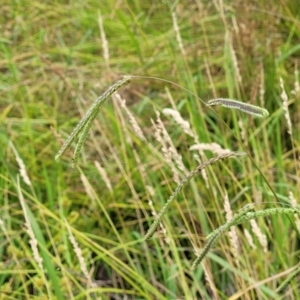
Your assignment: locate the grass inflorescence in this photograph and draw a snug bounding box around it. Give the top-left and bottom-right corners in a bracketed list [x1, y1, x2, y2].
[207, 98, 270, 118]
[192, 205, 300, 270]
[144, 151, 246, 240]
[55, 76, 131, 166]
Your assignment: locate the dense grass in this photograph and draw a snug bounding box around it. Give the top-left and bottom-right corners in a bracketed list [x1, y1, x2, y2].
[1, 1, 300, 299]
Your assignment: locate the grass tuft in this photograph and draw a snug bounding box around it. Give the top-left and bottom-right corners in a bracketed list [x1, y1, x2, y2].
[2, 1, 300, 298]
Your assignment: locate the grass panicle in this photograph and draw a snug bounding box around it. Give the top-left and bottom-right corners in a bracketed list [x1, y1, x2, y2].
[192, 204, 254, 270]
[206, 203, 255, 240]
[233, 207, 300, 225]
[55, 76, 131, 163]
[72, 115, 94, 168]
[192, 206, 300, 269]
[144, 152, 246, 240]
[191, 234, 220, 271]
[207, 98, 270, 118]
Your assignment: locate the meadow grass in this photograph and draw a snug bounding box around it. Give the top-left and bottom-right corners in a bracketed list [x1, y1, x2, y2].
[1, 1, 300, 299]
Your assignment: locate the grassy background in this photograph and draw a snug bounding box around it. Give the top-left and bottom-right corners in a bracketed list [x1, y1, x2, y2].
[1, 0, 300, 299]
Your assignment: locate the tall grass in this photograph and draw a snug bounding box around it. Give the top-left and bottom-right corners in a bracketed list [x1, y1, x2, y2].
[1, 0, 299, 299]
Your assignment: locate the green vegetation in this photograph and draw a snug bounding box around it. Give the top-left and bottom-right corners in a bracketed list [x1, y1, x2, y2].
[1, 1, 299, 299]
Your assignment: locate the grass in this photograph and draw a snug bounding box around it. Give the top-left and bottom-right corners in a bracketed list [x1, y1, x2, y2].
[1, 0, 300, 299]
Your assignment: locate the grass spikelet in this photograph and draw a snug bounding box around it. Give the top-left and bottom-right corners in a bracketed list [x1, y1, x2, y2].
[144, 152, 246, 241]
[162, 108, 196, 139]
[98, 10, 110, 69]
[223, 192, 239, 260]
[10, 142, 32, 186]
[189, 143, 232, 156]
[250, 219, 267, 253]
[17, 177, 44, 274]
[279, 77, 292, 135]
[55, 76, 131, 162]
[116, 93, 146, 142]
[94, 161, 113, 194]
[244, 228, 257, 250]
[172, 11, 186, 56]
[65, 220, 95, 288]
[152, 109, 186, 184]
[207, 98, 269, 118]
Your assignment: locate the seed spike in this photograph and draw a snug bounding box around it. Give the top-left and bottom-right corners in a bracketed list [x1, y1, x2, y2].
[207, 98, 269, 118]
